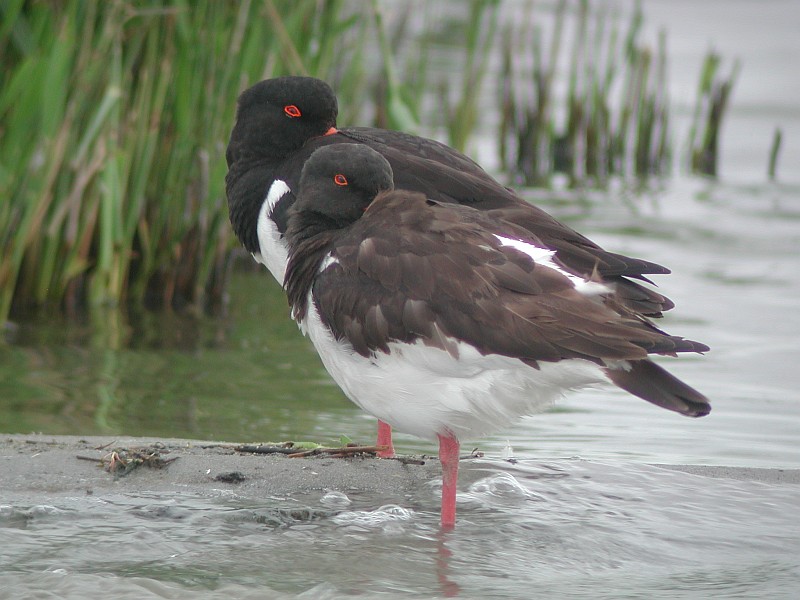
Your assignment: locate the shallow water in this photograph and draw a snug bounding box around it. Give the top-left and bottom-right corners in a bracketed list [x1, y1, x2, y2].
[2, 0, 800, 597]
[2, 458, 799, 598]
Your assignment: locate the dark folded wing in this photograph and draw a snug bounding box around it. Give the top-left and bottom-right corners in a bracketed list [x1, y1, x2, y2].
[338, 129, 672, 315]
[313, 193, 699, 366]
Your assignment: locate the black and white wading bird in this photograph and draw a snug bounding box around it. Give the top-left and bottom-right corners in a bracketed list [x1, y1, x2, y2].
[225, 76, 709, 470]
[283, 144, 709, 529]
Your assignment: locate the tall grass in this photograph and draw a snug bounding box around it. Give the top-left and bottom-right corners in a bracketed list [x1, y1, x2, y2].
[368, 0, 502, 151]
[688, 51, 740, 176]
[498, 0, 740, 187]
[0, 0, 369, 322]
[500, 0, 672, 185]
[440, 0, 500, 153]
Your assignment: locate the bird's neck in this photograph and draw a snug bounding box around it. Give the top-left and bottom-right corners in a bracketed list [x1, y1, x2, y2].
[284, 213, 341, 321]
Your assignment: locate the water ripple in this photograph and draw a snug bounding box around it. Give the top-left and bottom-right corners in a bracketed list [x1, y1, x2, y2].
[1, 459, 798, 597]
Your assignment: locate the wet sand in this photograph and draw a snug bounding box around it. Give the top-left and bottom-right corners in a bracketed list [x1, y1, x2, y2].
[0, 434, 442, 499]
[2, 434, 798, 500]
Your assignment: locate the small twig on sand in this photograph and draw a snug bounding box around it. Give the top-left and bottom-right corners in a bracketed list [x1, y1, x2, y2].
[76, 454, 103, 462]
[288, 445, 389, 458]
[235, 444, 304, 455]
[235, 442, 389, 458]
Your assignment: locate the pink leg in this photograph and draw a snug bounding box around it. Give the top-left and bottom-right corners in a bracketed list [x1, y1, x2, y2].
[437, 433, 460, 530]
[376, 419, 395, 458]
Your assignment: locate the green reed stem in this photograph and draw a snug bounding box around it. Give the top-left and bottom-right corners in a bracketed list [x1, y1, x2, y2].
[768, 127, 783, 181]
[0, 1, 368, 322]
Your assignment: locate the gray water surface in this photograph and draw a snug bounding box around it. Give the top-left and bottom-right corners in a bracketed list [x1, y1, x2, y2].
[2, 458, 798, 599]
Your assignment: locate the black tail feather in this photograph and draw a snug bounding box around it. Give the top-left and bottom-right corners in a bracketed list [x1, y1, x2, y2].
[605, 360, 711, 417]
[615, 278, 675, 317]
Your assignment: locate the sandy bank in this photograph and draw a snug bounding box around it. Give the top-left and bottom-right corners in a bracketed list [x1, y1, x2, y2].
[2, 434, 797, 502]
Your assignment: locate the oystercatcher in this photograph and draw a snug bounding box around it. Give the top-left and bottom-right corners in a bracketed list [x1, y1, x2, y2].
[225, 76, 683, 457]
[283, 144, 709, 529]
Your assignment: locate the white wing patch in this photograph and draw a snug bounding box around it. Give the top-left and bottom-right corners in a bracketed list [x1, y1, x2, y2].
[493, 235, 610, 296]
[254, 179, 291, 283]
[318, 253, 340, 273]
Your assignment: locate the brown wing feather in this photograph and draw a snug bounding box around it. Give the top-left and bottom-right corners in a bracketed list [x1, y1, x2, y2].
[313, 192, 703, 366]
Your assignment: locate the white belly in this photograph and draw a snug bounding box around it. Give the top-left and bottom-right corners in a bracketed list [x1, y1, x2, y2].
[301, 296, 611, 442]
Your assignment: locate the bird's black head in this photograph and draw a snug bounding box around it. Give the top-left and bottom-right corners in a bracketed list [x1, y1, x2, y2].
[293, 144, 395, 229]
[226, 76, 339, 166]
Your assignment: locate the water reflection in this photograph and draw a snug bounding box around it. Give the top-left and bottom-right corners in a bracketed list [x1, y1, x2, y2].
[0, 270, 358, 442]
[436, 532, 461, 598]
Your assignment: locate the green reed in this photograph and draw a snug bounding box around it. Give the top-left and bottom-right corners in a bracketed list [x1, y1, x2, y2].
[0, 0, 370, 322]
[500, 0, 676, 185]
[768, 128, 783, 181]
[688, 51, 740, 177]
[441, 0, 500, 153]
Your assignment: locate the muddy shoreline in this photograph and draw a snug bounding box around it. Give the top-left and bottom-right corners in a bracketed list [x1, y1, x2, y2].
[2, 434, 798, 502]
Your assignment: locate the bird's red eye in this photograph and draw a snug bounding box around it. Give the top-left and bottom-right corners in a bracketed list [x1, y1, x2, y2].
[284, 105, 302, 118]
[334, 174, 348, 186]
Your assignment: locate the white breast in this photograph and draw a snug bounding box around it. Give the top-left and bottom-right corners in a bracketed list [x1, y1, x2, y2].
[253, 179, 291, 283]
